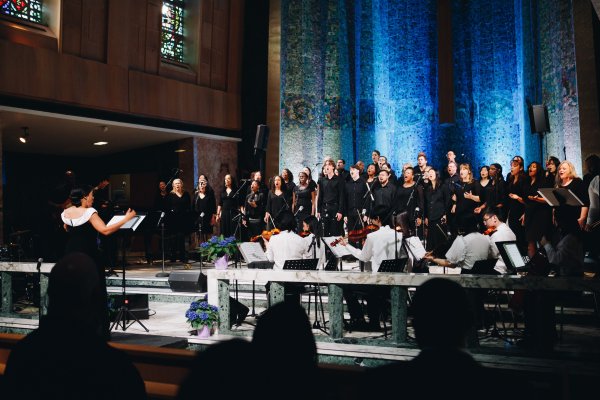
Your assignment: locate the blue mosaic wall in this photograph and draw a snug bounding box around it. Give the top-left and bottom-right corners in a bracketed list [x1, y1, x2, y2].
[279, 0, 582, 176]
[538, 0, 581, 173]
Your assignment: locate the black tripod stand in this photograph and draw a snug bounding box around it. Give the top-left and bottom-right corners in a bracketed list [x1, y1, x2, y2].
[110, 231, 149, 332]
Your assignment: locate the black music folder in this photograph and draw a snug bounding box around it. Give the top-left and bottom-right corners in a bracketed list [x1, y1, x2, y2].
[538, 188, 584, 207]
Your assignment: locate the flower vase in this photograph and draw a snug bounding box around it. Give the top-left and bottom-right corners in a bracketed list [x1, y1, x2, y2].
[197, 325, 211, 338]
[214, 254, 229, 270]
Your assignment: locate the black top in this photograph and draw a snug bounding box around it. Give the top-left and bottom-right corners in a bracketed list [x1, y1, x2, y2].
[555, 178, 590, 226]
[64, 215, 100, 263]
[293, 183, 315, 215]
[344, 177, 369, 215]
[219, 188, 242, 210]
[395, 183, 424, 218]
[506, 174, 526, 218]
[317, 174, 345, 215]
[154, 192, 169, 212]
[266, 191, 289, 221]
[245, 191, 266, 219]
[454, 180, 481, 216]
[194, 191, 217, 228]
[373, 182, 396, 215]
[283, 181, 296, 208]
[424, 183, 450, 221]
[482, 178, 506, 209]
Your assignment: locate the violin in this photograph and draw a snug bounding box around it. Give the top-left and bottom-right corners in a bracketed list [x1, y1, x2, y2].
[250, 228, 281, 242]
[330, 224, 379, 246]
[483, 227, 497, 236]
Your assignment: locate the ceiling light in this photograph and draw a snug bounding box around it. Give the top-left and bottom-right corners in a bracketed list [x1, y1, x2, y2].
[94, 141, 109, 146]
[174, 149, 186, 153]
[19, 127, 29, 144]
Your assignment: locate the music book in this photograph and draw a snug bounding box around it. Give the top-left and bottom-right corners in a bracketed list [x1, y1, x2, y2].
[537, 188, 584, 207]
[404, 237, 427, 260]
[323, 236, 352, 258]
[107, 214, 145, 231]
[238, 242, 269, 263]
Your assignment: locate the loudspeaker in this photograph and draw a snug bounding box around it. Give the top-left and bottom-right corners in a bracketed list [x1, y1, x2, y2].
[254, 124, 270, 152]
[109, 294, 149, 321]
[168, 270, 207, 292]
[528, 104, 550, 133]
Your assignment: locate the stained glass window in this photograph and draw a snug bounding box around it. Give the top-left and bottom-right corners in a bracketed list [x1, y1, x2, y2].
[0, 0, 43, 24]
[161, 0, 185, 63]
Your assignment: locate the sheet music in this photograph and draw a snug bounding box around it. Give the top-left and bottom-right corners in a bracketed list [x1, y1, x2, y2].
[538, 188, 584, 207]
[107, 215, 145, 231]
[323, 236, 352, 257]
[238, 242, 269, 263]
[405, 237, 426, 260]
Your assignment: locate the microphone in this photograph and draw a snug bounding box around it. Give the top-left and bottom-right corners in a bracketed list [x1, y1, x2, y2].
[240, 178, 251, 182]
[362, 208, 367, 216]
[294, 205, 304, 216]
[200, 212, 205, 218]
[36, 257, 43, 272]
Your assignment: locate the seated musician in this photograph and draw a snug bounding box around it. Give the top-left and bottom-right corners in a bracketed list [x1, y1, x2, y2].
[264, 212, 307, 269]
[424, 215, 492, 274]
[338, 206, 401, 331]
[482, 208, 516, 275]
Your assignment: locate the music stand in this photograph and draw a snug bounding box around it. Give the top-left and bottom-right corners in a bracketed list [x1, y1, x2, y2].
[537, 188, 584, 207]
[238, 242, 274, 317]
[323, 237, 351, 271]
[495, 241, 528, 273]
[108, 214, 149, 332]
[283, 258, 319, 270]
[378, 258, 407, 273]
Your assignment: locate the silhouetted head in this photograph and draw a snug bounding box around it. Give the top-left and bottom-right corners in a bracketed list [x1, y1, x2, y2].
[47, 253, 104, 331]
[253, 302, 317, 373]
[412, 278, 473, 349]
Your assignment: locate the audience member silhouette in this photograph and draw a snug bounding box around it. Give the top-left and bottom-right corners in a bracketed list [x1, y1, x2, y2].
[4, 253, 146, 400]
[252, 301, 321, 400]
[363, 278, 530, 399]
[177, 339, 257, 400]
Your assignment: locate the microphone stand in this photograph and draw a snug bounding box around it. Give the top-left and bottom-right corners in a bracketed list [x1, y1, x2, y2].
[155, 212, 169, 277]
[405, 174, 422, 237]
[36, 257, 43, 321]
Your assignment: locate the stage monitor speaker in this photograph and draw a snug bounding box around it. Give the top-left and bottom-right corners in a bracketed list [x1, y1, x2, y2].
[168, 270, 207, 292]
[528, 104, 550, 133]
[254, 124, 270, 152]
[109, 294, 149, 320]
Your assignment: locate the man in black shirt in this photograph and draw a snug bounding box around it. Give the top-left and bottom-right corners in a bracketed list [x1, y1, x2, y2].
[242, 180, 266, 239]
[317, 162, 345, 236]
[344, 165, 369, 236]
[373, 169, 395, 226]
[336, 159, 350, 182]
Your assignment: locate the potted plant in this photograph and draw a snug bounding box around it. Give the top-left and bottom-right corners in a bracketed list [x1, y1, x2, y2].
[197, 235, 238, 269]
[185, 298, 220, 337]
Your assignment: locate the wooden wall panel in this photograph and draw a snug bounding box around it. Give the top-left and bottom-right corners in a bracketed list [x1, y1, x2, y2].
[0, 41, 59, 99]
[107, 0, 130, 67]
[128, 0, 148, 71]
[61, 0, 83, 56]
[128, 70, 240, 130]
[227, 1, 244, 95]
[80, 0, 108, 62]
[198, 0, 214, 86]
[57, 55, 129, 111]
[210, 0, 230, 91]
[145, 0, 162, 74]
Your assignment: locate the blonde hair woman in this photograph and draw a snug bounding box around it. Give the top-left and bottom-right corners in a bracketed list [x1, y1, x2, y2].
[451, 163, 481, 232]
[167, 178, 191, 263]
[555, 161, 589, 229]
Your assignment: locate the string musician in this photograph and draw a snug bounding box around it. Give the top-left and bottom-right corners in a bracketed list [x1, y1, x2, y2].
[337, 206, 401, 331]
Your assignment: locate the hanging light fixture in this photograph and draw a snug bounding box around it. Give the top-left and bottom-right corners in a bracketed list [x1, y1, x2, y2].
[19, 127, 29, 144]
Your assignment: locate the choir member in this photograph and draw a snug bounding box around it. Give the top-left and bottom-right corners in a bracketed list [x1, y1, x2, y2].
[217, 174, 241, 238]
[243, 180, 266, 239]
[394, 166, 424, 236]
[281, 168, 296, 208]
[265, 175, 290, 229]
[167, 178, 191, 263]
[293, 171, 316, 231]
[344, 165, 369, 236]
[520, 161, 552, 256]
[317, 162, 345, 236]
[554, 161, 589, 231]
[193, 176, 217, 244]
[424, 167, 450, 251]
[506, 157, 527, 251]
[545, 156, 560, 187]
[450, 164, 481, 235]
[373, 169, 395, 226]
[474, 166, 490, 215]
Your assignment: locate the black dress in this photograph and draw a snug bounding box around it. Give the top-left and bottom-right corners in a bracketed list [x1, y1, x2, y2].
[523, 177, 552, 242]
[266, 191, 290, 229]
[193, 190, 217, 234]
[219, 188, 241, 237]
[61, 207, 109, 339]
[293, 184, 315, 227]
[555, 178, 590, 229]
[506, 174, 527, 249]
[167, 191, 192, 262]
[424, 183, 450, 251]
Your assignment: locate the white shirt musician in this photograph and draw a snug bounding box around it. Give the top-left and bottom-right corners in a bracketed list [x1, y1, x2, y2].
[264, 213, 308, 269]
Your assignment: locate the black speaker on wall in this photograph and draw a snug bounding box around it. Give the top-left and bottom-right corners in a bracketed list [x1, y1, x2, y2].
[254, 124, 270, 154]
[168, 271, 207, 292]
[528, 104, 550, 133]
